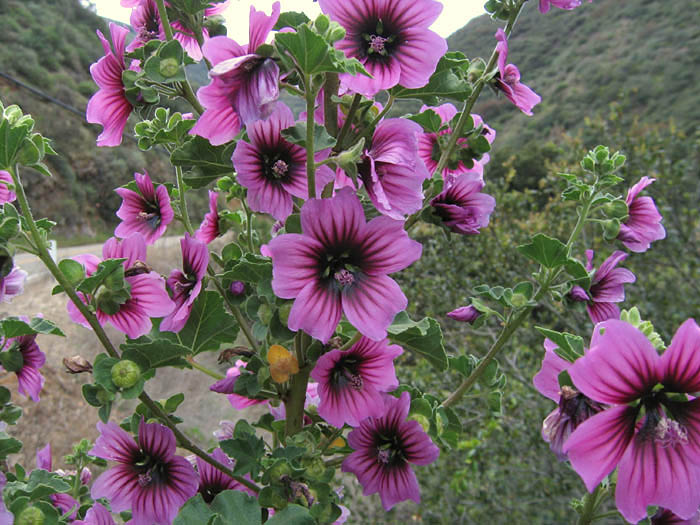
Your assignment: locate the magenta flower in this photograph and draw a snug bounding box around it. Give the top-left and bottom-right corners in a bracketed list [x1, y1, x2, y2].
[618, 176, 666, 253]
[319, 0, 447, 96]
[651, 508, 700, 525]
[233, 104, 334, 220]
[210, 359, 268, 410]
[533, 339, 603, 460]
[74, 503, 116, 525]
[494, 29, 541, 116]
[430, 173, 496, 235]
[115, 171, 174, 245]
[34, 444, 80, 520]
[570, 250, 636, 324]
[311, 337, 402, 428]
[87, 23, 134, 147]
[358, 118, 430, 220]
[417, 104, 496, 181]
[539, 0, 591, 13]
[90, 420, 198, 525]
[195, 190, 221, 244]
[563, 319, 700, 523]
[0, 328, 46, 402]
[191, 2, 281, 145]
[196, 448, 255, 501]
[67, 234, 175, 339]
[127, 0, 165, 52]
[268, 188, 422, 343]
[0, 171, 16, 204]
[0, 264, 27, 303]
[230, 281, 245, 296]
[342, 392, 439, 510]
[446, 305, 481, 324]
[160, 234, 209, 332]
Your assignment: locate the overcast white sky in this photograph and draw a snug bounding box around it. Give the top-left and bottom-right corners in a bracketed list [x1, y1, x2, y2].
[91, 0, 485, 40]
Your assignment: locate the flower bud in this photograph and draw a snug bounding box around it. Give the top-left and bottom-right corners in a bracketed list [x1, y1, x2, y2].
[257, 304, 273, 325]
[229, 281, 245, 296]
[446, 305, 481, 324]
[63, 355, 93, 374]
[16, 506, 45, 525]
[327, 22, 346, 43]
[278, 303, 293, 326]
[602, 218, 621, 240]
[603, 200, 629, 220]
[111, 360, 141, 389]
[315, 14, 330, 34]
[159, 58, 179, 78]
[80, 466, 92, 485]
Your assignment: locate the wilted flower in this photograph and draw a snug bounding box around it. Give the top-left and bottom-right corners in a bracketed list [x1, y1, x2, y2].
[569, 250, 636, 324]
[0, 264, 27, 303]
[191, 2, 281, 145]
[342, 392, 439, 510]
[114, 171, 174, 245]
[268, 188, 421, 343]
[493, 29, 541, 115]
[87, 23, 135, 147]
[311, 336, 402, 427]
[319, 0, 447, 96]
[90, 420, 198, 525]
[618, 176, 666, 253]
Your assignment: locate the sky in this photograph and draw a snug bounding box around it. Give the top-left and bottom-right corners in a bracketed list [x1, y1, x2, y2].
[90, 0, 485, 40]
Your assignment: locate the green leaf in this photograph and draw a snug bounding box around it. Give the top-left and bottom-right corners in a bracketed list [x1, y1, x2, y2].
[0, 432, 22, 458]
[0, 317, 65, 338]
[406, 109, 443, 133]
[220, 434, 265, 478]
[387, 312, 448, 371]
[161, 291, 240, 355]
[390, 52, 472, 105]
[221, 254, 272, 283]
[266, 504, 315, 525]
[23, 469, 71, 498]
[273, 11, 310, 31]
[210, 490, 262, 525]
[174, 494, 215, 525]
[164, 392, 185, 413]
[58, 259, 85, 286]
[281, 122, 336, 151]
[535, 327, 584, 363]
[171, 136, 235, 188]
[565, 258, 592, 288]
[517, 234, 569, 269]
[449, 355, 476, 378]
[120, 338, 190, 370]
[77, 259, 127, 294]
[92, 354, 120, 393]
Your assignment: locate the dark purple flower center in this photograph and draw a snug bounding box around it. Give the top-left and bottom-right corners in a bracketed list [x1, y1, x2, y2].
[373, 431, 406, 468]
[634, 389, 692, 449]
[359, 18, 400, 61]
[199, 476, 231, 503]
[138, 199, 162, 230]
[331, 355, 363, 391]
[261, 151, 294, 182]
[318, 247, 363, 291]
[138, 0, 162, 42]
[133, 453, 168, 488]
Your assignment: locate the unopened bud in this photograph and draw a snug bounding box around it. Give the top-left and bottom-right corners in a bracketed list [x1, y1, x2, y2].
[229, 281, 245, 296]
[278, 303, 293, 326]
[314, 14, 330, 34]
[408, 413, 431, 433]
[111, 360, 141, 389]
[63, 355, 93, 374]
[159, 58, 179, 78]
[80, 466, 92, 485]
[16, 506, 45, 525]
[327, 22, 346, 43]
[604, 200, 629, 220]
[257, 304, 273, 325]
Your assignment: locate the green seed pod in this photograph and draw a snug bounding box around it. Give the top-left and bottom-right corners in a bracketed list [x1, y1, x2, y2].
[111, 360, 142, 389]
[16, 506, 45, 525]
[159, 58, 180, 78]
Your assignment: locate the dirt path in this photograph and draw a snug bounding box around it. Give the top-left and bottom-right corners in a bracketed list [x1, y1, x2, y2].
[4, 235, 259, 470]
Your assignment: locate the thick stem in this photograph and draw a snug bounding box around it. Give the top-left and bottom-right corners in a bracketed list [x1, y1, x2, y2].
[155, 0, 174, 41]
[334, 93, 361, 153]
[176, 166, 194, 234]
[323, 73, 339, 137]
[285, 332, 311, 437]
[10, 165, 258, 492]
[577, 485, 602, 525]
[305, 75, 317, 199]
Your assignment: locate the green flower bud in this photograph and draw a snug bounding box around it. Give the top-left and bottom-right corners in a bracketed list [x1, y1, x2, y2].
[257, 304, 273, 325]
[327, 22, 346, 43]
[302, 457, 326, 479]
[510, 292, 528, 308]
[17, 506, 45, 525]
[604, 200, 629, 220]
[602, 218, 621, 240]
[315, 14, 330, 34]
[278, 303, 293, 326]
[111, 360, 141, 389]
[408, 413, 431, 433]
[159, 58, 180, 78]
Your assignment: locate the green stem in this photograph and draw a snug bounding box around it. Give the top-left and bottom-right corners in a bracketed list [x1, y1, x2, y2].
[323, 73, 339, 137]
[590, 510, 620, 522]
[176, 166, 194, 234]
[243, 202, 254, 252]
[207, 268, 260, 353]
[305, 74, 317, 199]
[577, 485, 602, 525]
[187, 356, 224, 380]
[334, 93, 361, 153]
[339, 332, 361, 352]
[320, 426, 344, 455]
[155, 0, 174, 41]
[179, 80, 205, 115]
[10, 165, 259, 492]
[71, 462, 82, 499]
[285, 331, 312, 437]
[354, 94, 395, 145]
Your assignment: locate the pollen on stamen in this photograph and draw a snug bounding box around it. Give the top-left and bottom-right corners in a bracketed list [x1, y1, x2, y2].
[369, 35, 388, 54]
[272, 159, 289, 177]
[334, 269, 355, 287]
[655, 418, 689, 448]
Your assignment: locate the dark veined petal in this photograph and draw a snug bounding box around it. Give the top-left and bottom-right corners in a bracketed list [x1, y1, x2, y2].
[287, 279, 342, 344]
[342, 274, 407, 341]
[661, 319, 700, 393]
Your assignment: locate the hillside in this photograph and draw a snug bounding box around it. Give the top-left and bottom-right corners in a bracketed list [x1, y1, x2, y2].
[449, 0, 700, 148]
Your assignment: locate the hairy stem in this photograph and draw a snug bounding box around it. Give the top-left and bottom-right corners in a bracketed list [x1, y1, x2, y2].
[323, 73, 339, 137]
[334, 93, 361, 153]
[576, 484, 602, 525]
[305, 74, 317, 199]
[155, 0, 174, 41]
[187, 356, 224, 380]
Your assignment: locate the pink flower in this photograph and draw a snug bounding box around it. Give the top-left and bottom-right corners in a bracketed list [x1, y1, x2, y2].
[67, 234, 175, 339]
[342, 392, 439, 510]
[0, 171, 16, 204]
[494, 29, 541, 116]
[0, 264, 27, 303]
[74, 502, 116, 525]
[268, 188, 422, 343]
[618, 176, 666, 253]
[90, 420, 198, 525]
[115, 171, 174, 245]
[160, 234, 209, 333]
[311, 337, 402, 427]
[196, 448, 256, 501]
[446, 305, 481, 324]
[195, 190, 221, 244]
[191, 3, 281, 145]
[417, 104, 495, 180]
[0, 328, 46, 402]
[34, 444, 80, 520]
[233, 103, 334, 220]
[430, 173, 496, 235]
[319, 0, 447, 96]
[539, 0, 591, 13]
[87, 23, 134, 147]
[569, 250, 636, 324]
[358, 119, 430, 220]
[564, 319, 700, 523]
[210, 360, 268, 410]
